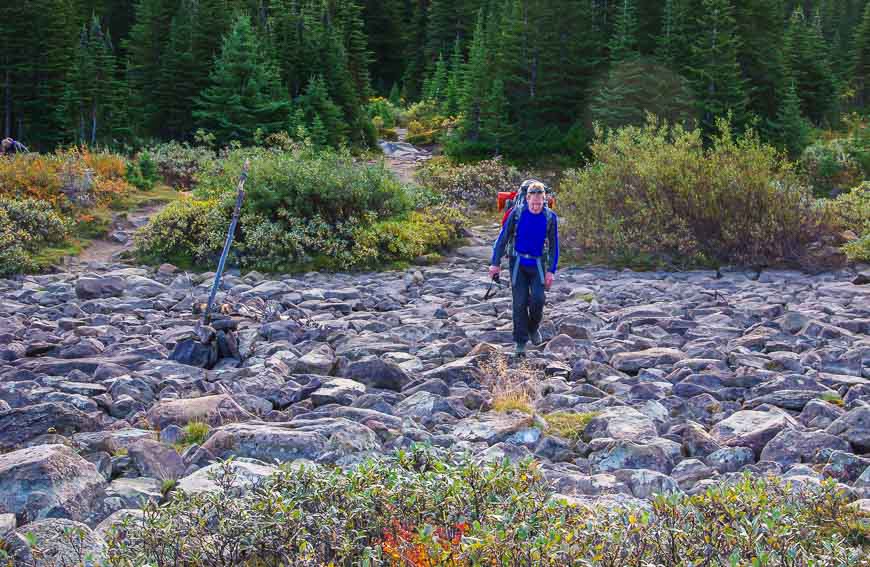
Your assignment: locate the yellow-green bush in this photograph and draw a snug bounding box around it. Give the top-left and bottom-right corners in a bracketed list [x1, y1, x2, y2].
[560, 116, 827, 268]
[352, 209, 461, 266]
[825, 182, 870, 262]
[134, 197, 226, 268]
[0, 198, 71, 276]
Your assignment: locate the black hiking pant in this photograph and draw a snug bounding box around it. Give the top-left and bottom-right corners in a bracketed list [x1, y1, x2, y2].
[510, 257, 545, 345]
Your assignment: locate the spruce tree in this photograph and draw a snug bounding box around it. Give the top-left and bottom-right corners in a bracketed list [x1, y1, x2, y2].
[687, 0, 748, 135]
[124, 0, 179, 137]
[361, 0, 406, 93]
[445, 38, 464, 115]
[193, 14, 291, 144]
[424, 53, 449, 102]
[294, 75, 348, 148]
[5, 0, 81, 149]
[732, 0, 788, 136]
[784, 7, 838, 125]
[333, 0, 374, 100]
[59, 16, 127, 146]
[459, 11, 490, 141]
[158, 0, 197, 139]
[481, 78, 513, 155]
[852, 1, 870, 107]
[772, 78, 811, 157]
[609, 0, 640, 62]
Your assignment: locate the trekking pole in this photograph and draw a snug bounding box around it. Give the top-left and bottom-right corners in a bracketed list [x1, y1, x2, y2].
[202, 159, 250, 327]
[483, 272, 500, 300]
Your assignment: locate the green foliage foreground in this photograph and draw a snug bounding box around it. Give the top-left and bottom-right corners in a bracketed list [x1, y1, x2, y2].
[91, 447, 869, 566]
[134, 143, 465, 272]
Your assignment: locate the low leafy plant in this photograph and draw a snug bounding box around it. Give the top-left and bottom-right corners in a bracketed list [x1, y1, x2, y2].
[97, 447, 870, 566]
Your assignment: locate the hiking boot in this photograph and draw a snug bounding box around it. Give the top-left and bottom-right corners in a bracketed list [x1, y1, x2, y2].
[514, 342, 527, 356]
[530, 329, 544, 346]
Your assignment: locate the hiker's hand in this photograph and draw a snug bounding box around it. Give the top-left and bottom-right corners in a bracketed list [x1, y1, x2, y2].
[544, 272, 554, 290]
[489, 265, 500, 279]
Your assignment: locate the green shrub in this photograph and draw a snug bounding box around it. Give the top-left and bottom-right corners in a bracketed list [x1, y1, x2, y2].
[125, 151, 160, 190]
[352, 209, 462, 267]
[414, 156, 524, 209]
[0, 198, 71, 276]
[97, 446, 869, 566]
[800, 138, 864, 196]
[825, 182, 870, 262]
[134, 197, 226, 268]
[365, 97, 402, 129]
[147, 141, 216, 189]
[196, 145, 411, 225]
[561, 115, 827, 268]
[135, 146, 466, 272]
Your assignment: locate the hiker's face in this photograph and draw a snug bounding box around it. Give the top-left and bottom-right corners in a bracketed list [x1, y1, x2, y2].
[528, 192, 544, 213]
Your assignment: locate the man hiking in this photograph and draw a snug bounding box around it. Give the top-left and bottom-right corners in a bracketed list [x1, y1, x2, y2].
[489, 180, 559, 356]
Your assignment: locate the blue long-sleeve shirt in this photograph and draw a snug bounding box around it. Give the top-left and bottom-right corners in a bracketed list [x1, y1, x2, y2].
[491, 207, 559, 273]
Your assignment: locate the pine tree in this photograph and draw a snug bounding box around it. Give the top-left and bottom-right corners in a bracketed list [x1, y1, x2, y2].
[158, 0, 197, 139]
[400, 0, 428, 101]
[294, 75, 348, 147]
[388, 82, 402, 105]
[193, 14, 291, 144]
[656, 0, 693, 71]
[687, 0, 748, 135]
[4, 0, 81, 149]
[852, 1, 870, 107]
[609, 0, 640, 61]
[124, 0, 179, 137]
[361, 0, 405, 93]
[424, 53, 449, 102]
[732, 0, 788, 140]
[590, 57, 695, 130]
[59, 16, 127, 146]
[784, 7, 838, 125]
[481, 78, 513, 154]
[333, 0, 374, 100]
[459, 10, 490, 141]
[771, 78, 811, 157]
[535, 0, 604, 128]
[445, 38, 463, 115]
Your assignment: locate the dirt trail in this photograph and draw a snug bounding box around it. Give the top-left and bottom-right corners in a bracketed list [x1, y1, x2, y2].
[75, 199, 170, 265]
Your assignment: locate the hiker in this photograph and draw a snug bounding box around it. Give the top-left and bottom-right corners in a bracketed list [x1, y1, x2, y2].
[0, 137, 27, 156]
[489, 180, 559, 356]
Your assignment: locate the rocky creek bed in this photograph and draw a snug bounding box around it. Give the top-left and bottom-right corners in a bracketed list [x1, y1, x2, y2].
[0, 223, 868, 562]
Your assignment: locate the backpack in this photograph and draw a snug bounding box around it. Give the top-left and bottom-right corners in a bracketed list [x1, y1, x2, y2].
[498, 178, 555, 226]
[501, 179, 555, 270]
